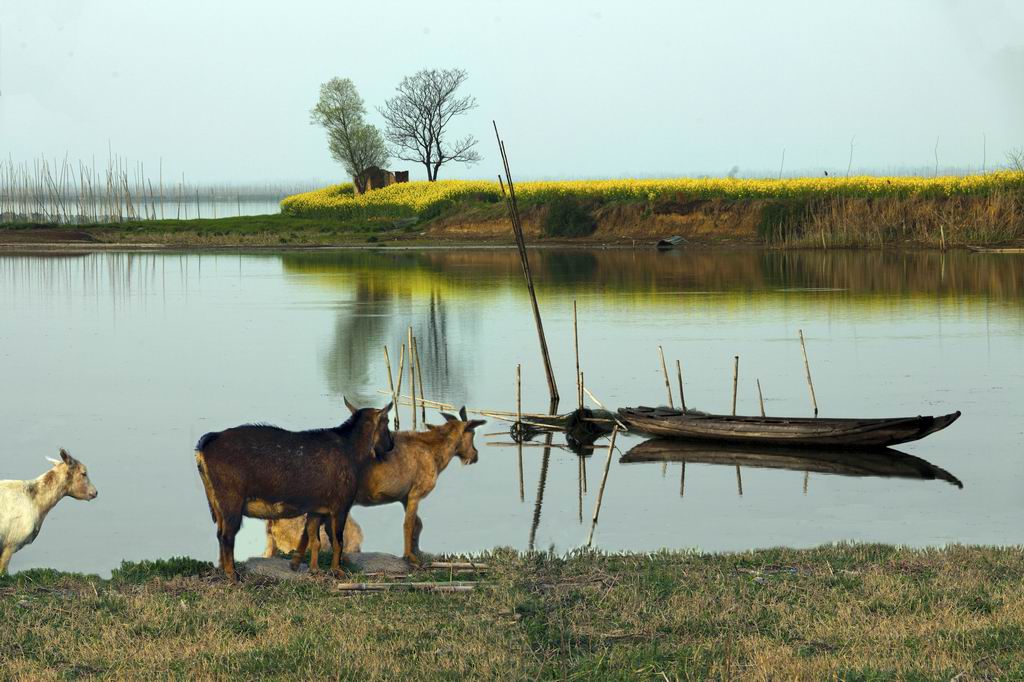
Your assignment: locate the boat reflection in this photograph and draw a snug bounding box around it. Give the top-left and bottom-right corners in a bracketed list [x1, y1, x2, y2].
[620, 439, 963, 488]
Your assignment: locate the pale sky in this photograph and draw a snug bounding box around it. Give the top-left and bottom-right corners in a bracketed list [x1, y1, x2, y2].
[1, 0, 1022, 183]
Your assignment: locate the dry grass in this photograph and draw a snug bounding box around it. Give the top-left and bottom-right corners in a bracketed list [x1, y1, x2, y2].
[4, 545, 1024, 679]
[777, 192, 1024, 248]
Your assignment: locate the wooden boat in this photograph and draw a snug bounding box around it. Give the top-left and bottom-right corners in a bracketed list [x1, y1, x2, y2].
[656, 235, 685, 250]
[617, 406, 961, 448]
[967, 245, 1024, 254]
[620, 438, 963, 487]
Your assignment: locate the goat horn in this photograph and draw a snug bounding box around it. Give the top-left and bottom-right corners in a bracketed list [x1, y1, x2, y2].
[45, 457, 61, 465]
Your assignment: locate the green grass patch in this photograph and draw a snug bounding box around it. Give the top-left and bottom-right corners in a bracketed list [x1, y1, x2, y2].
[5, 545, 1024, 678]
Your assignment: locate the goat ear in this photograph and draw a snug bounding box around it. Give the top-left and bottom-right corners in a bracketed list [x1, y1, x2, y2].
[343, 396, 358, 414]
[459, 406, 468, 421]
[466, 419, 486, 431]
[60, 448, 73, 465]
[441, 412, 458, 423]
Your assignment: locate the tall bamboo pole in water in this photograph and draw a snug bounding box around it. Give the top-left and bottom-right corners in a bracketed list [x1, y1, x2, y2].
[658, 346, 674, 409]
[676, 360, 686, 412]
[733, 356, 742, 495]
[798, 329, 819, 417]
[756, 379, 766, 417]
[394, 344, 405, 431]
[493, 122, 559, 406]
[384, 346, 398, 429]
[408, 326, 417, 429]
[587, 425, 620, 547]
[516, 363, 524, 502]
[413, 334, 426, 423]
[573, 300, 582, 411]
[732, 356, 739, 416]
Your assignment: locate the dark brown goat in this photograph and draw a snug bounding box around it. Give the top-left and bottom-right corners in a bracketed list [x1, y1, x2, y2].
[194, 398, 393, 580]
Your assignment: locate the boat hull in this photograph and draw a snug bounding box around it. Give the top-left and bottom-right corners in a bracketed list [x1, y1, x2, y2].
[618, 407, 961, 448]
[620, 439, 963, 487]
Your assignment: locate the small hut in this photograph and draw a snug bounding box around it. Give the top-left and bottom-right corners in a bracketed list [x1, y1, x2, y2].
[356, 167, 409, 194]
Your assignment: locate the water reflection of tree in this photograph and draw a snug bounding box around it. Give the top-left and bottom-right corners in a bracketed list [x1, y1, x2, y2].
[322, 278, 465, 407]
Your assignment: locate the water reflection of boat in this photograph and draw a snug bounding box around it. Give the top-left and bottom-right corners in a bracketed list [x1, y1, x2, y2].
[620, 439, 963, 488]
[618, 407, 961, 448]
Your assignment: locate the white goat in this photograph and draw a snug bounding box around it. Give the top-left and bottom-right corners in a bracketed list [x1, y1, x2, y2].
[0, 449, 98, 574]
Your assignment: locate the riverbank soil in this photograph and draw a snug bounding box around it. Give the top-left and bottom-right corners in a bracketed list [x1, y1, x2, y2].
[3, 545, 1023, 678]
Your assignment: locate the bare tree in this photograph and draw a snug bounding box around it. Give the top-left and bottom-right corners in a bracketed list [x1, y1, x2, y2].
[379, 69, 480, 181]
[311, 78, 388, 193]
[1008, 147, 1024, 173]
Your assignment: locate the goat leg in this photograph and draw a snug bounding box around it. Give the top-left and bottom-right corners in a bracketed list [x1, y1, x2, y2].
[305, 515, 323, 575]
[289, 516, 312, 572]
[402, 498, 421, 566]
[329, 509, 350, 578]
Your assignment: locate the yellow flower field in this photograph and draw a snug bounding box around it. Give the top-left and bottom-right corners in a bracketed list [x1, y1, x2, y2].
[280, 172, 1024, 220]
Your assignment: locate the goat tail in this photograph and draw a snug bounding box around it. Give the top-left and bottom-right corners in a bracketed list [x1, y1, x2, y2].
[195, 431, 220, 452]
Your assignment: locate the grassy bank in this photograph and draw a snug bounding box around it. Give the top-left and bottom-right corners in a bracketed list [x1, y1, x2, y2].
[4, 545, 1024, 679]
[0, 214, 422, 247]
[2, 172, 1023, 248]
[280, 173, 1024, 247]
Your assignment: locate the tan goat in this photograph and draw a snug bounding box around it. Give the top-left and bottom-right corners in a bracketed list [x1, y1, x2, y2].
[286, 408, 484, 568]
[264, 515, 363, 558]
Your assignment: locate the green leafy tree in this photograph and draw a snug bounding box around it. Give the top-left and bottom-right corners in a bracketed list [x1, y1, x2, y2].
[311, 78, 388, 193]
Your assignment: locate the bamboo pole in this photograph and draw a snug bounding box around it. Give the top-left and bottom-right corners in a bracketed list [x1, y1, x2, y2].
[581, 450, 587, 493]
[573, 300, 582, 410]
[582, 386, 629, 431]
[798, 329, 819, 417]
[494, 122, 559, 405]
[756, 379, 766, 417]
[384, 346, 399, 429]
[676, 360, 686, 412]
[159, 157, 164, 220]
[578, 455, 584, 523]
[413, 335, 426, 423]
[658, 346, 674, 408]
[394, 344, 405, 430]
[333, 581, 476, 593]
[528, 435, 552, 551]
[680, 463, 686, 497]
[587, 425, 620, 546]
[407, 327, 417, 429]
[516, 363, 524, 501]
[732, 356, 739, 416]
[733, 356, 741, 494]
[427, 561, 488, 570]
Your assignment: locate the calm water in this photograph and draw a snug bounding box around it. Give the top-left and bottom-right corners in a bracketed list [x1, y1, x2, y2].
[1, 248, 1021, 575]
